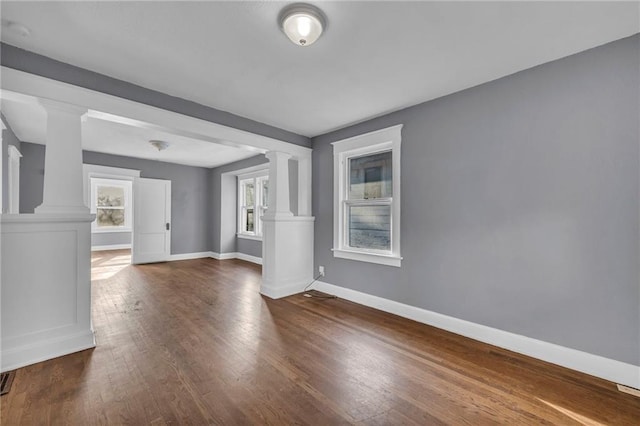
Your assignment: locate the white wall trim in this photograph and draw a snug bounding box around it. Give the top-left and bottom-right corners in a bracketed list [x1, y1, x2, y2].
[237, 233, 262, 242]
[91, 243, 132, 251]
[261, 279, 308, 299]
[1, 66, 311, 160]
[168, 251, 215, 261]
[332, 125, 402, 267]
[83, 164, 141, 179]
[312, 280, 640, 389]
[221, 164, 269, 177]
[209, 251, 262, 265]
[91, 249, 263, 263]
[235, 252, 263, 265]
[1, 330, 95, 373]
[213, 252, 237, 260]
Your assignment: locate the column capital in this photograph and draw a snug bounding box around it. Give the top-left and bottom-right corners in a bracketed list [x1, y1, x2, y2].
[265, 151, 292, 162]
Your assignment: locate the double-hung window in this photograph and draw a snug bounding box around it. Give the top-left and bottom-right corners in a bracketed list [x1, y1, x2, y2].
[332, 125, 402, 267]
[90, 178, 132, 232]
[238, 171, 269, 240]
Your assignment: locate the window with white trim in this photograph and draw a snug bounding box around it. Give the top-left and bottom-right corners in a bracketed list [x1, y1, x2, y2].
[238, 171, 268, 239]
[333, 125, 402, 267]
[90, 178, 132, 232]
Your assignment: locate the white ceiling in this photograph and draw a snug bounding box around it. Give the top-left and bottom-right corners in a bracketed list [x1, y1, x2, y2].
[1, 1, 638, 138]
[1, 99, 259, 168]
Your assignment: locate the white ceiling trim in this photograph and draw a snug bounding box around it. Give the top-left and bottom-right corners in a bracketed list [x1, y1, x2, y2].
[0, 66, 311, 160]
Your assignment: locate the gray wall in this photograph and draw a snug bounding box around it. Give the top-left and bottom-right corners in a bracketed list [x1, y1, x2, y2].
[209, 155, 269, 254]
[18, 141, 42, 214]
[237, 238, 263, 259]
[92, 232, 131, 247]
[20, 142, 211, 255]
[0, 43, 310, 148]
[209, 155, 300, 258]
[311, 35, 640, 366]
[1, 114, 21, 213]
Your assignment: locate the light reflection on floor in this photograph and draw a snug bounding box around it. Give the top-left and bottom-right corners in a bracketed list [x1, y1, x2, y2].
[537, 398, 605, 426]
[91, 250, 131, 281]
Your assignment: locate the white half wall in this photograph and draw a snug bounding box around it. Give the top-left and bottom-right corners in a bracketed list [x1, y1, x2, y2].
[1, 214, 96, 372]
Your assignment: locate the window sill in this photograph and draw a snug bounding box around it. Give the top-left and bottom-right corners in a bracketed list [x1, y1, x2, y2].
[92, 228, 132, 234]
[332, 248, 402, 267]
[237, 233, 262, 242]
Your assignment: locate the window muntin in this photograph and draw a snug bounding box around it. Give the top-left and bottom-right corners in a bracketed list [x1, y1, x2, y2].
[238, 173, 268, 238]
[332, 125, 402, 267]
[90, 178, 132, 232]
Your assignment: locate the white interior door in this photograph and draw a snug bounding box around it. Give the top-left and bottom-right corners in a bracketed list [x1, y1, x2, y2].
[132, 177, 171, 264]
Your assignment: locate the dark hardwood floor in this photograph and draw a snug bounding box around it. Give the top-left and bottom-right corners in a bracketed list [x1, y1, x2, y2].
[1, 249, 639, 424]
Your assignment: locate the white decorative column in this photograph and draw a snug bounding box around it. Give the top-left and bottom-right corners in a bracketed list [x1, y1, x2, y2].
[265, 151, 294, 218]
[1, 98, 95, 372]
[35, 100, 89, 215]
[261, 151, 315, 299]
[297, 154, 312, 217]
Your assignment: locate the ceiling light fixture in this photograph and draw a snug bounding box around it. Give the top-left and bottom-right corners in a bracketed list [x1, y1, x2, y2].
[279, 3, 326, 47]
[149, 140, 170, 152]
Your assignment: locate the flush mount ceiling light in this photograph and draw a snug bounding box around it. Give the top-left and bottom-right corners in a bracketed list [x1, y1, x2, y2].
[149, 140, 170, 152]
[279, 3, 326, 47]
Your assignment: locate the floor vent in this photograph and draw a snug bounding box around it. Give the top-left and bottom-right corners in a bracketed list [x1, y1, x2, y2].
[0, 371, 16, 396]
[617, 384, 640, 398]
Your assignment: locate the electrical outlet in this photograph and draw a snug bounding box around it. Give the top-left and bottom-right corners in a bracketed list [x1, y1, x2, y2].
[318, 266, 325, 277]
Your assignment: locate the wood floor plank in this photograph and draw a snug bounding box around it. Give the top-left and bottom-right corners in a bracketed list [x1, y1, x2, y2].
[1, 249, 639, 425]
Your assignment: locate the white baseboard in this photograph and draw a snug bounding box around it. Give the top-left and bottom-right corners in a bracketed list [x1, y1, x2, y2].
[235, 252, 263, 265]
[216, 252, 237, 260]
[261, 280, 308, 299]
[210, 251, 262, 265]
[169, 251, 215, 261]
[313, 281, 640, 389]
[1, 330, 96, 373]
[91, 244, 131, 251]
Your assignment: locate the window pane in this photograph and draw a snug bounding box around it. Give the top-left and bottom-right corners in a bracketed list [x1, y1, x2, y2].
[348, 205, 391, 251]
[96, 208, 126, 227]
[262, 179, 269, 207]
[245, 208, 255, 232]
[97, 186, 125, 207]
[244, 182, 254, 206]
[349, 151, 392, 200]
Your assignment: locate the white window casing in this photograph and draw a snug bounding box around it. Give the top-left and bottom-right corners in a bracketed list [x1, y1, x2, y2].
[237, 169, 269, 240]
[332, 124, 402, 267]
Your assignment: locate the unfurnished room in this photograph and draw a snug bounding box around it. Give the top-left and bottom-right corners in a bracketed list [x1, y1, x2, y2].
[0, 1, 639, 424]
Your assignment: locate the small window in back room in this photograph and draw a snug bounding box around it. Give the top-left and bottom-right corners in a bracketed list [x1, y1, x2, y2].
[238, 171, 269, 239]
[90, 178, 132, 232]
